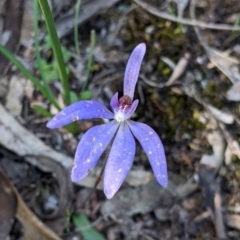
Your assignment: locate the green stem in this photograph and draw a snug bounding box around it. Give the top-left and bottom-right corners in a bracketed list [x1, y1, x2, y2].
[33, 0, 56, 103]
[38, 0, 70, 105]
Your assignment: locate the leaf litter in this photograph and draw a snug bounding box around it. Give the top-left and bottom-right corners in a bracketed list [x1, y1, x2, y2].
[1, 0, 240, 239]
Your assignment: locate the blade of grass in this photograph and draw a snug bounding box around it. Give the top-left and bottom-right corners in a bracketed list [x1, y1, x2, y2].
[74, 0, 82, 56]
[32, 105, 53, 117]
[38, 0, 70, 105]
[81, 29, 96, 91]
[33, 0, 57, 103]
[0, 45, 60, 110]
[73, 213, 106, 240]
[33, 0, 44, 82]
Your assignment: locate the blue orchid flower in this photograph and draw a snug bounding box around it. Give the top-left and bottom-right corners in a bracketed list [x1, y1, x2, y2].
[47, 43, 167, 199]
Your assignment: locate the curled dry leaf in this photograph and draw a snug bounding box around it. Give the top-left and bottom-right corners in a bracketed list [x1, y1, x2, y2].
[166, 52, 190, 86]
[207, 104, 234, 124]
[0, 167, 62, 240]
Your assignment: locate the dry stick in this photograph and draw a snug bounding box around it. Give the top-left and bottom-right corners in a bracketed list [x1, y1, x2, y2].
[214, 190, 226, 239]
[189, 0, 227, 239]
[133, 0, 240, 31]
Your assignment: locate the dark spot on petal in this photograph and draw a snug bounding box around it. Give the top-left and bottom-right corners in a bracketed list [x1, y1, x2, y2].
[119, 95, 132, 110]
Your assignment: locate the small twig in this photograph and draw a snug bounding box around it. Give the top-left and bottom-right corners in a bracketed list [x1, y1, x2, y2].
[214, 190, 227, 239]
[133, 0, 240, 31]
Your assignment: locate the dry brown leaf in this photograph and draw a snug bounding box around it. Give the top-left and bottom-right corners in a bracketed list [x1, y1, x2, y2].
[0, 103, 73, 169]
[207, 104, 234, 124]
[0, 167, 62, 240]
[5, 76, 25, 116]
[166, 52, 190, 86]
[0, 167, 17, 240]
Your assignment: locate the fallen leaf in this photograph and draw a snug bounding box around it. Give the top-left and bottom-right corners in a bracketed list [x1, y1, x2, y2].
[200, 130, 226, 169]
[0, 167, 62, 240]
[206, 46, 240, 84]
[207, 104, 234, 124]
[0, 168, 17, 240]
[5, 76, 25, 116]
[166, 52, 190, 86]
[226, 82, 240, 101]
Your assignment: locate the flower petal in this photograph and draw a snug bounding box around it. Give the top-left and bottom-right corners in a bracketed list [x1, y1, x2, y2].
[47, 101, 114, 129]
[128, 120, 168, 187]
[104, 123, 136, 199]
[110, 92, 119, 109]
[124, 43, 146, 100]
[71, 121, 119, 182]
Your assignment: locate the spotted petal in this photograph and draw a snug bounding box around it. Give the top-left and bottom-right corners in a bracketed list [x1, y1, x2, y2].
[71, 121, 119, 182]
[124, 43, 146, 100]
[104, 123, 136, 199]
[128, 120, 168, 187]
[47, 100, 114, 129]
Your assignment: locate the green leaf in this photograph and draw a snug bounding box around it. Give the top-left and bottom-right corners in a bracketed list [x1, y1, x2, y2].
[73, 213, 106, 240]
[43, 35, 52, 50]
[61, 46, 73, 62]
[32, 105, 53, 117]
[38, 0, 70, 105]
[70, 91, 79, 103]
[0, 45, 60, 110]
[79, 90, 93, 100]
[42, 69, 59, 82]
[64, 122, 79, 135]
